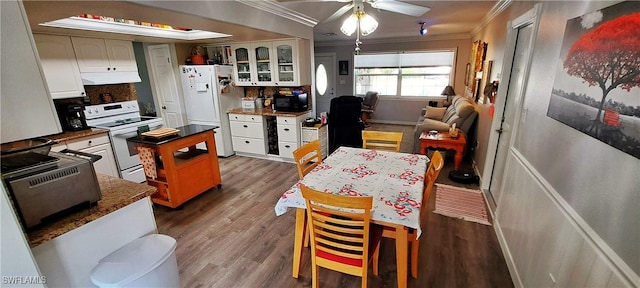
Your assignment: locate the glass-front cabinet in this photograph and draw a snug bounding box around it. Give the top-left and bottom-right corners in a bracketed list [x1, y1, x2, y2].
[253, 44, 273, 85]
[273, 40, 297, 86]
[231, 43, 273, 86]
[231, 39, 309, 87]
[233, 46, 252, 84]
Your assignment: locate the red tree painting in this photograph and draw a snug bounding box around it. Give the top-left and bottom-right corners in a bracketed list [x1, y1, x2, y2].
[563, 12, 640, 130]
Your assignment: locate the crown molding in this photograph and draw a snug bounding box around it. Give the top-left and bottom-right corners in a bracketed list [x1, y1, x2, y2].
[315, 32, 471, 47]
[472, 0, 512, 36]
[235, 0, 318, 27]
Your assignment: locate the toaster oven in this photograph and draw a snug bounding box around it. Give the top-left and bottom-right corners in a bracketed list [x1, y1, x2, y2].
[2, 151, 102, 229]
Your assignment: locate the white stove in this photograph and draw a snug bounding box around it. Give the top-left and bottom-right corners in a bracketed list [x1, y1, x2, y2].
[84, 101, 163, 183]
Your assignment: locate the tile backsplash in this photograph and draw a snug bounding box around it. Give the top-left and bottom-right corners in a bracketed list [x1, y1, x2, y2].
[84, 83, 137, 104]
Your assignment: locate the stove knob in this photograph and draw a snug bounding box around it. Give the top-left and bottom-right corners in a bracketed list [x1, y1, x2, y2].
[94, 108, 99, 113]
[87, 110, 92, 114]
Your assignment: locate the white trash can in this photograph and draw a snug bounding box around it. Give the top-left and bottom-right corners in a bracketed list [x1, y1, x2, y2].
[90, 234, 179, 287]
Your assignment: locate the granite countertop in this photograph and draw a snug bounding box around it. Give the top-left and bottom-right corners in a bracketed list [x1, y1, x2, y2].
[27, 174, 157, 247]
[46, 128, 109, 143]
[227, 107, 311, 117]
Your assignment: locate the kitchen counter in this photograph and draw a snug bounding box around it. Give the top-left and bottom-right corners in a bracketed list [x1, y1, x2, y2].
[46, 128, 109, 143]
[27, 173, 156, 247]
[227, 107, 312, 117]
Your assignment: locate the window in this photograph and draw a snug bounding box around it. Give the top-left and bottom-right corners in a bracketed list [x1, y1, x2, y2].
[354, 51, 455, 97]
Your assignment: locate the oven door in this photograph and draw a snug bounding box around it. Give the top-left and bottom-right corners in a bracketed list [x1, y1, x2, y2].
[109, 121, 163, 182]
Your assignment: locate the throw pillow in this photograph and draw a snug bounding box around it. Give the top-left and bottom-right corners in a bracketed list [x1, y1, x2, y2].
[424, 107, 447, 120]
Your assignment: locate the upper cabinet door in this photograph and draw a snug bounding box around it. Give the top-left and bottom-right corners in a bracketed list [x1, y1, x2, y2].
[105, 39, 137, 72]
[1, 0, 61, 143]
[273, 40, 298, 86]
[232, 45, 252, 85]
[252, 43, 273, 86]
[72, 37, 137, 73]
[33, 34, 85, 99]
[72, 37, 110, 73]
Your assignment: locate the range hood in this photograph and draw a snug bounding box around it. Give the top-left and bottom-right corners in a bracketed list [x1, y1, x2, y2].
[81, 71, 142, 85]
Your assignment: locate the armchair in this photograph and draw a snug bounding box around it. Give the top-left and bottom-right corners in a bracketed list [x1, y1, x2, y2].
[412, 95, 477, 153]
[361, 91, 379, 126]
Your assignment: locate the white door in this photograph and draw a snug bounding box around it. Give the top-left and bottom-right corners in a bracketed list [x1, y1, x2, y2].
[486, 21, 535, 208]
[314, 53, 336, 117]
[147, 44, 185, 128]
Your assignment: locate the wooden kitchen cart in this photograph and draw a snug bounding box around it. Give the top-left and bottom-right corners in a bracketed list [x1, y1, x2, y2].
[127, 124, 222, 208]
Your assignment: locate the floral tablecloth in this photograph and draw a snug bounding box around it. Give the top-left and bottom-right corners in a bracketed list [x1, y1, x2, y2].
[275, 146, 430, 237]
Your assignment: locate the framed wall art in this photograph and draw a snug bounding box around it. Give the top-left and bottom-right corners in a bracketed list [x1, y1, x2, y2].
[339, 60, 349, 75]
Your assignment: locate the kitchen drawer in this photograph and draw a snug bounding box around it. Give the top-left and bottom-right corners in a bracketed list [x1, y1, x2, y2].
[276, 116, 297, 125]
[277, 125, 298, 142]
[66, 134, 110, 150]
[229, 121, 264, 139]
[228, 113, 246, 122]
[244, 115, 262, 123]
[232, 136, 266, 155]
[278, 141, 298, 158]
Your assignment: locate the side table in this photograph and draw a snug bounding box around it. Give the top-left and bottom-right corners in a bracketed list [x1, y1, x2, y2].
[419, 131, 467, 170]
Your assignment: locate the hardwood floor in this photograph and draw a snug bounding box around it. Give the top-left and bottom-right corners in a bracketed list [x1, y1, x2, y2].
[154, 125, 513, 287]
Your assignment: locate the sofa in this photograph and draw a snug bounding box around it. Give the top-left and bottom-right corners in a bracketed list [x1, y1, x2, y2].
[412, 95, 478, 153]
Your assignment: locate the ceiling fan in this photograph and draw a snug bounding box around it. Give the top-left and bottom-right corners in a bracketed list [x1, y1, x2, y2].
[323, 0, 430, 23]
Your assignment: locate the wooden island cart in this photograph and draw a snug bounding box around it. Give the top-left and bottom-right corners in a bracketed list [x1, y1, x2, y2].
[127, 124, 221, 208]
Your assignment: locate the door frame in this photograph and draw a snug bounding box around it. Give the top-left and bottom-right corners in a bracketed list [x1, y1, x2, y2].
[481, 4, 543, 209]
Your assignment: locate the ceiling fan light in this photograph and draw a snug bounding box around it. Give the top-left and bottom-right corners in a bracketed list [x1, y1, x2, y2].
[340, 13, 358, 36]
[419, 23, 427, 36]
[359, 13, 378, 36]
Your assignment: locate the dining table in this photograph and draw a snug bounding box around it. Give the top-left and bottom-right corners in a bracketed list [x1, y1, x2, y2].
[274, 146, 429, 288]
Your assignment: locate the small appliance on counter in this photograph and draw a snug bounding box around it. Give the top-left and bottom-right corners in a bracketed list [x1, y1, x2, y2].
[1, 138, 102, 229]
[56, 103, 90, 131]
[273, 92, 308, 112]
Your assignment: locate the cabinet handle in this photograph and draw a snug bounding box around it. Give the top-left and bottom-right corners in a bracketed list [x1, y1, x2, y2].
[284, 128, 290, 131]
[107, 67, 111, 71]
[113, 67, 117, 71]
[88, 140, 92, 144]
[81, 92, 85, 96]
[245, 140, 250, 144]
[243, 125, 248, 128]
[285, 145, 290, 148]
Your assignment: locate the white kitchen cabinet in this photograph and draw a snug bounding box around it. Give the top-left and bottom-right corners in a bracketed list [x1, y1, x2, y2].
[301, 124, 329, 159]
[231, 43, 274, 86]
[229, 113, 267, 155]
[276, 116, 300, 158]
[33, 34, 86, 99]
[72, 37, 137, 73]
[1, 0, 62, 143]
[64, 134, 119, 177]
[273, 39, 310, 86]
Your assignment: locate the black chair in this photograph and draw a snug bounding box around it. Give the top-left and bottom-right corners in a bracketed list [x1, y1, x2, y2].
[361, 91, 379, 126]
[328, 96, 364, 153]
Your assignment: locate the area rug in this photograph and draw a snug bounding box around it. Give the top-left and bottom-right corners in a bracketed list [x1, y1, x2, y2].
[433, 183, 491, 225]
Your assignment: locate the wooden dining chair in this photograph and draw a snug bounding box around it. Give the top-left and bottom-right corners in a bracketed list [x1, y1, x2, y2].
[292, 140, 322, 180]
[300, 185, 383, 288]
[362, 130, 403, 152]
[374, 150, 444, 278]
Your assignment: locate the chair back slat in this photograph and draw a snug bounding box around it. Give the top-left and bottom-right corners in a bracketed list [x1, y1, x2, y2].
[362, 130, 403, 152]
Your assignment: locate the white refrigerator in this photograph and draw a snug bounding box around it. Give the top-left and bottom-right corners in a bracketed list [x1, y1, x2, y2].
[180, 65, 241, 157]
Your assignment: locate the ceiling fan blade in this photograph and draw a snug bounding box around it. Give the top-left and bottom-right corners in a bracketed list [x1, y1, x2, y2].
[324, 3, 354, 23]
[370, 0, 430, 17]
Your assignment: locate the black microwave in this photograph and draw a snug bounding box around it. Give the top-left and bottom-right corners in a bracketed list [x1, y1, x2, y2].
[274, 93, 308, 112]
